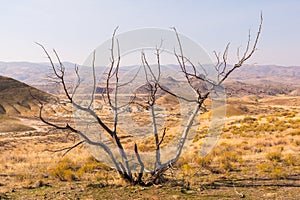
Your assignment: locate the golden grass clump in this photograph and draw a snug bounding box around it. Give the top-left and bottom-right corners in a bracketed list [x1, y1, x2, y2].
[49, 157, 78, 181]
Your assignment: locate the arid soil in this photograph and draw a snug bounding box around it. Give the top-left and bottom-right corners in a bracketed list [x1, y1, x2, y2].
[0, 94, 300, 199]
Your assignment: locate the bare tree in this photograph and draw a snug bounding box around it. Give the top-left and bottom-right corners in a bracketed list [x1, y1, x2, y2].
[35, 15, 262, 185]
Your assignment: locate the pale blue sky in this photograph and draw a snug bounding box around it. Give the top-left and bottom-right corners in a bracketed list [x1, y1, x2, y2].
[0, 0, 299, 66]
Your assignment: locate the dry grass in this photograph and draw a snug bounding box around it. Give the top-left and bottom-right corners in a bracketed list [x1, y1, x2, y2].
[1, 95, 300, 199]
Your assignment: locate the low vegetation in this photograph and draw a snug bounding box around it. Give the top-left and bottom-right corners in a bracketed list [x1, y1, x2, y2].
[0, 95, 300, 199]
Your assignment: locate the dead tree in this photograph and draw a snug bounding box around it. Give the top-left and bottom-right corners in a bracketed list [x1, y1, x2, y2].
[36, 15, 262, 185]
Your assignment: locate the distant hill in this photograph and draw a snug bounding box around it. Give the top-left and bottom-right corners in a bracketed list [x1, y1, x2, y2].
[0, 61, 299, 97]
[225, 65, 300, 96]
[228, 65, 300, 85]
[224, 81, 296, 97]
[0, 61, 106, 94]
[0, 76, 54, 117]
[0, 61, 78, 84]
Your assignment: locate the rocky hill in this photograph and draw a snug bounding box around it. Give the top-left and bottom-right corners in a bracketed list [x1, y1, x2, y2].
[0, 76, 54, 117]
[0, 62, 299, 97]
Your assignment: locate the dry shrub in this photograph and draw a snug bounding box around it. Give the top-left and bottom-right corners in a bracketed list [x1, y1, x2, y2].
[283, 153, 298, 166]
[289, 130, 300, 136]
[292, 139, 300, 146]
[49, 157, 77, 181]
[76, 156, 110, 179]
[181, 163, 192, 176]
[193, 128, 208, 143]
[196, 155, 213, 169]
[266, 151, 282, 162]
[271, 166, 287, 179]
[281, 112, 296, 118]
[257, 163, 287, 179]
[258, 163, 272, 173]
[217, 151, 242, 172]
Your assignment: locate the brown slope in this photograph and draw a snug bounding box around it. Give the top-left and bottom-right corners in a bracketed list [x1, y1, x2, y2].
[0, 75, 54, 117]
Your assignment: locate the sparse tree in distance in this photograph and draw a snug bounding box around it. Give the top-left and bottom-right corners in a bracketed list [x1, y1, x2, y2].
[34, 14, 262, 186]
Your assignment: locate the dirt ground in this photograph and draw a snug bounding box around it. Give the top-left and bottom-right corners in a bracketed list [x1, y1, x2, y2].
[1, 96, 300, 199]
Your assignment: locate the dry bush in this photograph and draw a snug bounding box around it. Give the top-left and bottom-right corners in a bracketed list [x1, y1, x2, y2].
[196, 155, 213, 169]
[289, 130, 300, 136]
[292, 139, 300, 146]
[76, 156, 111, 180]
[266, 151, 282, 162]
[283, 153, 298, 166]
[217, 151, 243, 172]
[49, 157, 78, 181]
[258, 162, 287, 179]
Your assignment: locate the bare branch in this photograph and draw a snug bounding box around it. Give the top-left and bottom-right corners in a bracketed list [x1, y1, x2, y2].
[159, 84, 198, 103]
[213, 50, 221, 70]
[52, 49, 73, 102]
[141, 51, 158, 106]
[106, 26, 119, 108]
[221, 43, 230, 75]
[88, 50, 96, 109]
[71, 64, 82, 99]
[198, 62, 208, 77]
[134, 143, 144, 183]
[44, 140, 85, 157]
[118, 66, 141, 87]
[35, 42, 61, 79]
[218, 13, 262, 85]
[157, 128, 167, 147]
[172, 27, 200, 97]
[141, 49, 162, 169]
[113, 39, 121, 132]
[150, 105, 161, 168]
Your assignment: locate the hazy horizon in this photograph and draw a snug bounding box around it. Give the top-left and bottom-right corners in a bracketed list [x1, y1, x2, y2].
[0, 60, 300, 68]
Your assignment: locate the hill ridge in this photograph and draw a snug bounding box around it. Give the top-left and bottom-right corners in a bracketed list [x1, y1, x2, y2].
[0, 75, 54, 116]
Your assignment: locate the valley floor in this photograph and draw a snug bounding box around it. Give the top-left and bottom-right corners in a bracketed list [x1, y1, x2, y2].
[1, 95, 300, 199]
